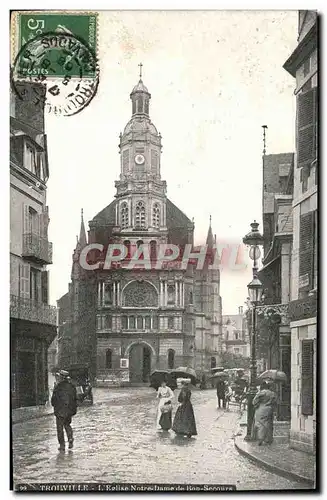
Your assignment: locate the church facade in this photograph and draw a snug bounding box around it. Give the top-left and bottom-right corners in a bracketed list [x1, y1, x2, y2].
[58, 73, 223, 385]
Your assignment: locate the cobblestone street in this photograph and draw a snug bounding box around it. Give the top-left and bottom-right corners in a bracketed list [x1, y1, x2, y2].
[13, 388, 308, 490]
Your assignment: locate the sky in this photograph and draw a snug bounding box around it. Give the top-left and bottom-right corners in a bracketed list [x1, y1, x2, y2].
[45, 10, 298, 314]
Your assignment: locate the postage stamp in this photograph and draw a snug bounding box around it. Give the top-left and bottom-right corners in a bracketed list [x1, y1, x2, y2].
[11, 11, 98, 77]
[11, 11, 99, 116]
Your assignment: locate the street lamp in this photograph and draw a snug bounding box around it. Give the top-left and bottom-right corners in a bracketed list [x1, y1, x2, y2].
[243, 221, 264, 441]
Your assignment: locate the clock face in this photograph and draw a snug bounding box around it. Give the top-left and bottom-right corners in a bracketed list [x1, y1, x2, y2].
[135, 154, 145, 165]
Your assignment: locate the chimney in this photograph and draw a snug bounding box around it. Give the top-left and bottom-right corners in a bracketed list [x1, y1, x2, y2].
[238, 306, 243, 315]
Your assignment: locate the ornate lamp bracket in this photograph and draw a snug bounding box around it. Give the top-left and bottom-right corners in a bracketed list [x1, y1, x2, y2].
[256, 303, 289, 325]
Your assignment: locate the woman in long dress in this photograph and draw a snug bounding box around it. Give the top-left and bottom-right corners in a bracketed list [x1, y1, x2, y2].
[253, 382, 277, 445]
[156, 380, 174, 429]
[172, 380, 197, 438]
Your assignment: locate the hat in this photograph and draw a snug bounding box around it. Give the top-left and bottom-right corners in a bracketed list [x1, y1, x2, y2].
[58, 370, 70, 378]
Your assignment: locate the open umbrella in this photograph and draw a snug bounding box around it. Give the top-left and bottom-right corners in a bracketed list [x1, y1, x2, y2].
[170, 367, 197, 385]
[211, 367, 225, 374]
[210, 371, 228, 380]
[149, 370, 170, 389]
[258, 369, 287, 383]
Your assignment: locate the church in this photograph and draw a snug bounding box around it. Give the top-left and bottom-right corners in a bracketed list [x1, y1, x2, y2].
[57, 68, 223, 385]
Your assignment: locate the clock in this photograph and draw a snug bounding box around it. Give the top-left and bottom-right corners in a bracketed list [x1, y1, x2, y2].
[135, 154, 145, 165]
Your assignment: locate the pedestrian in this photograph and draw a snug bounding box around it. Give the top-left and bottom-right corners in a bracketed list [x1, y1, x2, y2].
[252, 382, 277, 445]
[172, 380, 197, 438]
[199, 374, 207, 390]
[159, 400, 173, 431]
[51, 370, 77, 451]
[156, 380, 174, 429]
[216, 379, 227, 409]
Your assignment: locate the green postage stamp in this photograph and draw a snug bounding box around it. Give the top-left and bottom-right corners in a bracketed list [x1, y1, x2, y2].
[11, 11, 98, 79]
[11, 11, 99, 116]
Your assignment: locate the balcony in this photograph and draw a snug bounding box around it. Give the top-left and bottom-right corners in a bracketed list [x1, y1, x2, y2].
[10, 294, 57, 326]
[22, 233, 53, 264]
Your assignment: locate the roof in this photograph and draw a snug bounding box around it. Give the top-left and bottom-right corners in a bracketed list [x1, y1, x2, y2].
[91, 198, 192, 229]
[124, 117, 157, 135]
[131, 79, 149, 94]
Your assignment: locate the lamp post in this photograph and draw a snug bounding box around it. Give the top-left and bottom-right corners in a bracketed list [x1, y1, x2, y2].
[243, 221, 264, 441]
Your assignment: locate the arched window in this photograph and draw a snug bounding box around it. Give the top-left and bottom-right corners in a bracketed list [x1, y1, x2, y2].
[122, 315, 128, 329]
[129, 316, 136, 329]
[137, 96, 143, 113]
[124, 240, 131, 259]
[132, 100, 136, 114]
[210, 357, 216, 369]
[150, 240, 157, 260]
[189, 291, 193, 304]
[137, 316, 143, 329]
[168, 317, 174, 329]
[121, 202, 129, 229]
[167, 285, 175, 305]
[168, 349, 175, 369]
[135, 201, 146, 228]
[106, 349, 112, 369]
[145, 316, 151, 329]
[152, 203, 160, 228]
[137, 239, 144, 248]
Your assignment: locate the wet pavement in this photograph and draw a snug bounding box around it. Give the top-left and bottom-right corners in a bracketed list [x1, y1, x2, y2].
[13, 387, 308, 490]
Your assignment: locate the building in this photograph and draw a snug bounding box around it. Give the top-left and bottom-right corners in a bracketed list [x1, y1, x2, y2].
[57, 73, 223, 383]
[10, 82, 57, 409]
[258, 152, 294, 421]
[283, 10, 318, 455]
[222, 307, 250, 358]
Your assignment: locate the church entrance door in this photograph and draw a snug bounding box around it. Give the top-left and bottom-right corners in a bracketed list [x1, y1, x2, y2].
[129, 344, 152, 383]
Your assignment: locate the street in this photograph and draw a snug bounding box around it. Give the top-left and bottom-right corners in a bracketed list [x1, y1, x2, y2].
[13, 388, 307, 490]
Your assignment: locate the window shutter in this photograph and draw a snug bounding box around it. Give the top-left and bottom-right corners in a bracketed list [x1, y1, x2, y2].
[19, 263, 30, 299]
[301, 340, 314, 416]
[41, 270, 48, 304]
[299, 212, 314, 290]
[297, 88, 317, 168]
[23, 204, 30, 234]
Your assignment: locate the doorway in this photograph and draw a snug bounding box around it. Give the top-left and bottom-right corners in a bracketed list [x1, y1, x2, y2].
[129, 343, 152, 383]
[17, 351, 36, 407]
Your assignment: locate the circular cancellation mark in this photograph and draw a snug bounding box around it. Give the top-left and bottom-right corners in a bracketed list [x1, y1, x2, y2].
[11, 32, 99, 117]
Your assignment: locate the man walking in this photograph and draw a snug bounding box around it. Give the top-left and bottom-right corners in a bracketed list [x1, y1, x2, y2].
[216, 379, 227, 409]
[51, 370, 77, 451]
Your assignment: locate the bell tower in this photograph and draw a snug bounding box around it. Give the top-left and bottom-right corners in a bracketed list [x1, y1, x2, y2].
[114, 65, 167, 236]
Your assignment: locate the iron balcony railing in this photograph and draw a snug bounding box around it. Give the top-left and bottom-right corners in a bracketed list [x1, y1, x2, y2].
[22, 233, 53, 264]
[10, 294, 57, 326]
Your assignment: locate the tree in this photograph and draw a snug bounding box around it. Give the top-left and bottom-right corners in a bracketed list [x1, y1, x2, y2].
[220, 351, 250, 370]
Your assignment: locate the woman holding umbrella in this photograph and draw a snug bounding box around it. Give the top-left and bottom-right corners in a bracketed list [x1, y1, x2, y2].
[156, 379, 174, 430]
[172, 380, 197, 438]
[253, 381, 277, 445]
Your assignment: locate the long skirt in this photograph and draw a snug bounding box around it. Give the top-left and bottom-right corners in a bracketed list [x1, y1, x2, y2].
[172, 402, 197, 436]
[254, 405, 274, 444]
[159, 410, 172, 430]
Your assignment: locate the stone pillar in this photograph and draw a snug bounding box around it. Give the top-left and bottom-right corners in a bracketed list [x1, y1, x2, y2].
[160, 280, 163, 307]
[113, 282, 116, 306]
[175, 280, 178, 306]
[181, 282, 184, 307]
[164, 281, 168, 307]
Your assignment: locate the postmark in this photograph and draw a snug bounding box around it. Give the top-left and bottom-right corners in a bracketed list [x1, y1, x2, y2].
[11, 31, 99, 117]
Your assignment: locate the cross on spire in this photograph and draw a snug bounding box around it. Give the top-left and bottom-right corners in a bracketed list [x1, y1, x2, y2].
[138, 62, 143, 79]
[262, 125, 268, 156]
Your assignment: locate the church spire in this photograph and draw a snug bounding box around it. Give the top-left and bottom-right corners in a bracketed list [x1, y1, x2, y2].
[206, 215, 214, 247]
[78, 208, 87, 248]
